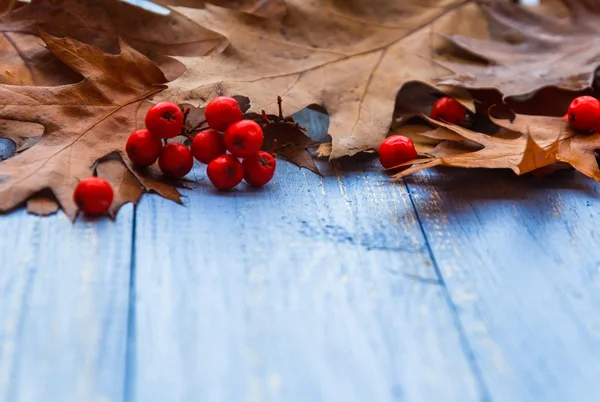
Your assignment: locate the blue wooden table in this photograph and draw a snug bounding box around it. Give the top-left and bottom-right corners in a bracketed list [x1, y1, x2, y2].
[1, 109, 599, 402]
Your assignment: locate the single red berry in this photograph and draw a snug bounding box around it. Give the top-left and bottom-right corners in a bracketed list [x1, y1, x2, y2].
[568, 96, 600, 131]
[145, 101, 184, 139]
[243, 151, 276, 187]
[73, 177, 114, 215]
[125, 129, 163, 167]
[207, 154, 244, 190]
[191, 129, 227, 164]
[379, 135, 417, 170]
[158, 142, 193, 178]
[430, 97, 467, 125]
[205, 96, 243, 132]
[224, 120, 264, 158]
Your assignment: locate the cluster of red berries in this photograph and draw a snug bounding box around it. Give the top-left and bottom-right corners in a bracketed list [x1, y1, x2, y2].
[379, 96, 466, 171]
[73, 96, 276, 216]
[125, 96, 275, 190]
[565, 95, 600, 132]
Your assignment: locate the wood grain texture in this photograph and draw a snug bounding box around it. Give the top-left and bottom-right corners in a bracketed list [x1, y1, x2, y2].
[128, 110, 482, 402]
[406, 168, 600, 402]
[0, 206, 134, 402]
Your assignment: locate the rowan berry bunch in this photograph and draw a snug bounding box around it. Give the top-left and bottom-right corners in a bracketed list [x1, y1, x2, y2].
[72, 96, 278, 216]
[126, 96, 276, 191]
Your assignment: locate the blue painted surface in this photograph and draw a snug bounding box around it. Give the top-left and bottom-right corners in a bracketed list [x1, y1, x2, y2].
[0, 110, 600, 401]
[406, 168, 600, 402]
[0, 206, 134, 402]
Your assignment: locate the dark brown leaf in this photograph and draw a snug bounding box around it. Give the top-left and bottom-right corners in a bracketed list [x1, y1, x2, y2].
[96, 156, 143, 219]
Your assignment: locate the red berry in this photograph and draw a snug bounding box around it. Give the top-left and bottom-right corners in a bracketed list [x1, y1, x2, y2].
[207, 154, 243, 190]
[568, 96, 600, 131]
[430, 97, 467, 125]
[145, 101, 184, 139]
[379, 135, 417, 170]
[243, 151, 276, 187]
[224, 120, 263, 158]
[191, 129, 226, 164]
[125, 129, 163, 167]
[205, 96, 243, 132]
[73, 177, 114, 215]
[158, 143, 193, 178]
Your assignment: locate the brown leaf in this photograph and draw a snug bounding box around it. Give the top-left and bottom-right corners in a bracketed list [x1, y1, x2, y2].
[246, 97, 321, 174]
[394, 112, 600, 184]
[438, 0, 600, 98]
[1, 0, 228, 82]
[263, 121, 320, 175]
[153, 0, 287, 19]
[0, 32, 182, 220]
[158, 0, 490, 159]
[96, 156, 143, 219]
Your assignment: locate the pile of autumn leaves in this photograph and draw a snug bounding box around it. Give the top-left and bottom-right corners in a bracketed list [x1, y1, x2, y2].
[2, 0, 600, 219]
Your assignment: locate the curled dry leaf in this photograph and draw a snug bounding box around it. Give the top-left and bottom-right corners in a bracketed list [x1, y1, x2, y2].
[0, 0, 228, 83]
[438, 0, 600, 98]
[152, 0, 287, 19]
[0, 32, 183, 220]
[394, 113, 600, 184]
[159, 0, 490, 159]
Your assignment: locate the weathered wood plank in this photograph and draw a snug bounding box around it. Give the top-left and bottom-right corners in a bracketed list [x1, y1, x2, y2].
[128, 111, 483, 402]
[407, 168, 600, 401]
[0, 207, 134, 402]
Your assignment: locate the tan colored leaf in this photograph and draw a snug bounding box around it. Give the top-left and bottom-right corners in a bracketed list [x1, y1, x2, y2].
[438, 0, 600, 98]
[1, 0, 228, 82]
[158, 0, 490, 159]
[26, 191, 59, 216]
[0, 32, 182, 220]
[394, 113, 600, 183]
[153, 0, 287, 19]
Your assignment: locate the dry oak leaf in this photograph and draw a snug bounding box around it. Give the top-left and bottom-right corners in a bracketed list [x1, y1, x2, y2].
[152, 0, 287, 19]
[438, 0, 600, 98]
[0, 32, 182, 220]
[158, 0, 489, 159]
[0, 0, 228, 83]
[394, 113, 600, 183]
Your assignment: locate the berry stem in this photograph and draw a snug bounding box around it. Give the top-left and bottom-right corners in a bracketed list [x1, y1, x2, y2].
[193, 119, 207, 130]
[277, 96, 284, 120]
